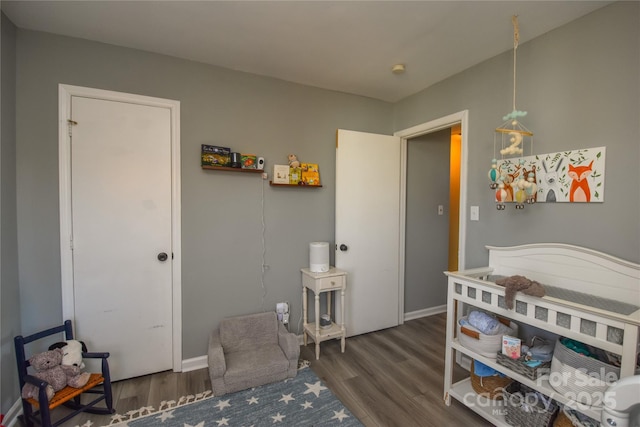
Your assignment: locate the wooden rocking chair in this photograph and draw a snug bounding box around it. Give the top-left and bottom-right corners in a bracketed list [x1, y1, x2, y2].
[14, 320, 115, 427]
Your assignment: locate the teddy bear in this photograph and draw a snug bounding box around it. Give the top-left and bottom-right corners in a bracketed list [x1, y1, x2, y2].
[21, 348, 67, 401]
[48, 340, 91, 388]
[495, 274, 546, 309]
[288, 154, 300, 168]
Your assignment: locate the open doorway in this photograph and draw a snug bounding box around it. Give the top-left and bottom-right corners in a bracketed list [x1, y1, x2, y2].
[395, 111, 468, 322]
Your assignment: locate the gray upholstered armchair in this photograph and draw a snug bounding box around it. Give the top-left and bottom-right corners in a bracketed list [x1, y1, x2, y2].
[208, 312, 300, 396]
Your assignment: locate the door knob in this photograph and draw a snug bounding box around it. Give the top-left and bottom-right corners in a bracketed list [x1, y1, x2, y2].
[339, 244, 348, 252]
[157, 252, 168, 262]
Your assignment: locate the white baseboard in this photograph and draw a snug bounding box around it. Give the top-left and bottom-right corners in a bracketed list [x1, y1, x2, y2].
[403, 305, 447, 321]
[181, 355, 208, 372]
[5, 398, 22, 427]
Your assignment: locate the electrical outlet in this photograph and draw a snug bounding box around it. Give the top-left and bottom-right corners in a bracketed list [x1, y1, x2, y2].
[262, 172, 268, 180]
[276, 302, 289, 324]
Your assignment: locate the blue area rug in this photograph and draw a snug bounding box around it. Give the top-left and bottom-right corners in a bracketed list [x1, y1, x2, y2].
[104, 368, 362, 426]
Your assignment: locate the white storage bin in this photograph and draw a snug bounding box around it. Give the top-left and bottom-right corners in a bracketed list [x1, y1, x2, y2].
[458, 315, 518, 359]
[549, 338, 628, 407]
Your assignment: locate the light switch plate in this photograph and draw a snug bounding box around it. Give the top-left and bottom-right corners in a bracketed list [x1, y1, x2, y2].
[470, 206, 479, 221]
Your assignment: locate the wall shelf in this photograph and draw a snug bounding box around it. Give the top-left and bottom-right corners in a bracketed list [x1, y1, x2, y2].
[202, 165, 263, 174]
[269, 182, 322, 188]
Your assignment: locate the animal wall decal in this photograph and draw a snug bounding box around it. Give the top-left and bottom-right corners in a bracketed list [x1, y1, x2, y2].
[495, 146, 605, 203]
[540, 157, 563, 202]
[568, 160, 594, 202]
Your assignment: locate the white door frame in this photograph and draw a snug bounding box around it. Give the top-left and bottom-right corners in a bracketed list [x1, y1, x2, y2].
[395, 110, 469, 324]
[58, 84, 182, 373]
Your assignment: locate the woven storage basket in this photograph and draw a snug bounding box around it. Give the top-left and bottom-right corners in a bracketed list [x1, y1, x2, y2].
[549, 338, 621, 407]
[553, 411, 574, 427]
[553, 406, 600, 427]
[497, 352, 552, 380]
[458, 316, 518, 359]
[470, 360, 512, 400]
[504, 382, 558, 427]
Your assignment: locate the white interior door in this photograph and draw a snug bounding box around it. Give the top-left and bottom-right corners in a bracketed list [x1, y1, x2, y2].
[65, 93, 175, 381]
[335, 129, 401, 336]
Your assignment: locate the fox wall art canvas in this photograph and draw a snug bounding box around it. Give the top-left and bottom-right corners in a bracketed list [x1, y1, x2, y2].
[496, 146, 605, 203]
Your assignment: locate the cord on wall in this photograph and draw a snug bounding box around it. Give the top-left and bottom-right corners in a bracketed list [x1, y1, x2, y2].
[258, 176, 296, 333]
[260, 176, 268, 312]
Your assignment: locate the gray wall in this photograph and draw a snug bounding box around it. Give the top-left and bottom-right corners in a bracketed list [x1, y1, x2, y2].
[2, 0, 638, 412]
[14, 30, 393, 359]
[405, 129, 451, 312]
[1, 12, 20, 414]
[394, 1, 640, 268]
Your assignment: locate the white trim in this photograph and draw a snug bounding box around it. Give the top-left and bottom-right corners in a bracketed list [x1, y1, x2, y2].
[181, 355, 208, 373]
[394, 110, 469, 324]
[398, 138, 408, 325]
[58, 84, 182, 374]
[404, 305, 447, 321]
[4, 398, 23, 427]
[170, 97, 183, 374]
[59, 85, 74, 322]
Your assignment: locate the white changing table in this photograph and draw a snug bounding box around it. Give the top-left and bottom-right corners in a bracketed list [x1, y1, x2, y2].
[443, 243, 640, 425]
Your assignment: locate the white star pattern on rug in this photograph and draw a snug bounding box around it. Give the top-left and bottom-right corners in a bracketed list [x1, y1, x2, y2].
[279, 393, 295, 404]
[332, 408, 350, 422]
[215, 417, 230, 426]
[215, 399, 231, 411]
[156, 410, 175, 422]
[271, 412, 286, 423]
[303, 381, 328, 398]
[92, 368, 361, 427]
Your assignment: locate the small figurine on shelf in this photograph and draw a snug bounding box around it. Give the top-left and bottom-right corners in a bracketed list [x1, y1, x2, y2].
[288, 154, 300, 168]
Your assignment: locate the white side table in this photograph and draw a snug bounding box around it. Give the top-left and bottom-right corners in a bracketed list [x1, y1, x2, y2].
[301, 267, 347, 360]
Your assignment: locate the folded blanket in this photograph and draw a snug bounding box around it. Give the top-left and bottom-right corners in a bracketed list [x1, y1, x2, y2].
[468, 310, 500, 335]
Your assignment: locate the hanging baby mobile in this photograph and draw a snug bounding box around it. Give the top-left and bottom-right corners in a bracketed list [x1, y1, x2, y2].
[488, 16, 606, 209]
[489, 15, 536, 210]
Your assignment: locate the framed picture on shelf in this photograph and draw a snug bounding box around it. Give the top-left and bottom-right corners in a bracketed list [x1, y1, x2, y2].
[241, 154, 257, 169]
[301, 163, 320, 185]
[273, 165, 290, 184]
[201, 145, 230, 167]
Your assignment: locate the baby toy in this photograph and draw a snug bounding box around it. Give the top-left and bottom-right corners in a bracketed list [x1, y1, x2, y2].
[288, 154, 300, 168]
[49, 340, 91, 388]
[21, 348, 67, 401]
[495, 275, 546, 310]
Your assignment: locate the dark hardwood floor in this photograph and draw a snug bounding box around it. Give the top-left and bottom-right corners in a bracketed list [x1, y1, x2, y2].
[51, 313, 491, 426]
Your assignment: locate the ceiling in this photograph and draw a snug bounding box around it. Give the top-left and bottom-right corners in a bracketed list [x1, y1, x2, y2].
[1, 1, 610, 102]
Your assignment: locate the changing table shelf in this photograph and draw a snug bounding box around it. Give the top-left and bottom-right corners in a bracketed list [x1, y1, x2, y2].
[443, 243, 640, 426]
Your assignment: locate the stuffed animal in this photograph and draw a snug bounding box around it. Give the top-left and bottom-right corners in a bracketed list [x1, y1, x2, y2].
[495, 275, 546, 309]
[21, 348, 67, 401]
[49, 340, 91, 388]
[288, 154, 300, 168]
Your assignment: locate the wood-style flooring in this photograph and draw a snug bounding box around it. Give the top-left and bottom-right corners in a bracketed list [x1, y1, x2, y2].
[49, 313, 491, 427]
